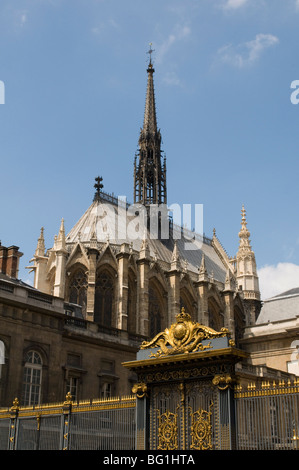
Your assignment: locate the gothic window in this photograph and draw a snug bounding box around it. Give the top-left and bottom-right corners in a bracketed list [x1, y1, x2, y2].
[149, 286, 162, 338]
[94, 271, 114, 326]
[180, 289, 195, 320]
[208, 311, 217, 331]
[22, 351, 43, 406]
[127, 273, 137, 333]
[69, 269, 88, 317]
[208, 299, 223, 331]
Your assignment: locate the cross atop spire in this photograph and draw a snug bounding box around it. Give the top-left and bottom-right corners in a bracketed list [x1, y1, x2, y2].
[147, 42, 155, 68]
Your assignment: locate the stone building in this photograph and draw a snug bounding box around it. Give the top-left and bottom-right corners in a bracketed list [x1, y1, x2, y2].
[242, 287, 299, 376]
[29, 57, 261, 348]
[0, 243, 141, 407]
[1, 56, 296, 409]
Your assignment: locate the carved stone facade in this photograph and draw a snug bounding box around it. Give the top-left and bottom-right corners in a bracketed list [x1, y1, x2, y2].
[28, 206, 261, 349]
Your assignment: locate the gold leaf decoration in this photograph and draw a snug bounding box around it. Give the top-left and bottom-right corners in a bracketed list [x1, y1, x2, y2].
[140, 308, 230, 358]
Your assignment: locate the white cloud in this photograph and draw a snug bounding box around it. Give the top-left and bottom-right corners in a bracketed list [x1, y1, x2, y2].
[217, 33, 279, 68]
[155, 24, 191, 65]
[153, 24, 191, 86]
[11, 9, 28, 30]
[258, 262, 299, 300]
[20, 12, 27, 25]
[162, 71, 181, 87]
[222, 0, 248, 10]
[91, 18, 119, 35]
[296, 0, 299, 11]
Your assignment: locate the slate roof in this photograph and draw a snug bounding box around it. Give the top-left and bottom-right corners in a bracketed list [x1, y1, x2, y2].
[256, 287, 299, 324]
[271, 287, 299, 298]
[65, 195, 229, 284]
[0, 272, 37, 291]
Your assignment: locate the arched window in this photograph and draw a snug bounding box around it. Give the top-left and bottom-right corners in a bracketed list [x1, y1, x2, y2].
[94, 271, 114, 326]
[127, 272, 137, 333]
[149, 286, 162, 338]
[208, 298, 223, 331]
[22, 351, 43, 406]
[69, 269, 88, 317]
[180, 288, 196, 321]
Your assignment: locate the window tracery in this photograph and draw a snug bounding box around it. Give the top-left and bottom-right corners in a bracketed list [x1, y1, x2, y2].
[69, 269, 88, 317]
[94, 271, 114, 326]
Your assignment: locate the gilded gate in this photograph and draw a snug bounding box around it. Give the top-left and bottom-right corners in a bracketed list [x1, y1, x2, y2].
[1, 382, 298, 450]
[124, 308, 245, 450]
[2, 308, 297, 450]
[149, 380, 217, 450]
[0, 394, 136, 450]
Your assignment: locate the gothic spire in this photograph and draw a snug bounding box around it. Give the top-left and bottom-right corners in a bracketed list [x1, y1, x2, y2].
[56, 218, 66, 251]
[199, 253, 207, 275]
[236, 204, 261, 305]
[171, 240, 181, 271]
[198, 253, 209, 282]
[238, 204, 252, 253]
[35, 227, 45, 257]
[141, 45, 158, 138]
[134, 46, 167, 207]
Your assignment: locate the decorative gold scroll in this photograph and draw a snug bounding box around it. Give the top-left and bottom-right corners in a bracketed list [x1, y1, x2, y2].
[156, 409, 179, 450]
[140, 308, 229, 358]
[212, 374, 233, 391]
[190, 403, 213, 450]
[132, 382, 148, 399]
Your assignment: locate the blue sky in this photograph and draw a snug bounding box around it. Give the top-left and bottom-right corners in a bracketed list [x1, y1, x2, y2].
[1, 0, 299, 299]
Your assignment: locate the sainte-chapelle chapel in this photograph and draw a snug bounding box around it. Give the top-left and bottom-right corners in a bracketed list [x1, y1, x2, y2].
[0, 52, 298, 408]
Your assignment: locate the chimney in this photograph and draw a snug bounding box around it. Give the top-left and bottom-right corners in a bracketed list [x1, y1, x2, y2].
[0, 244, 7, 274]
[0, 244, 23, 278]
